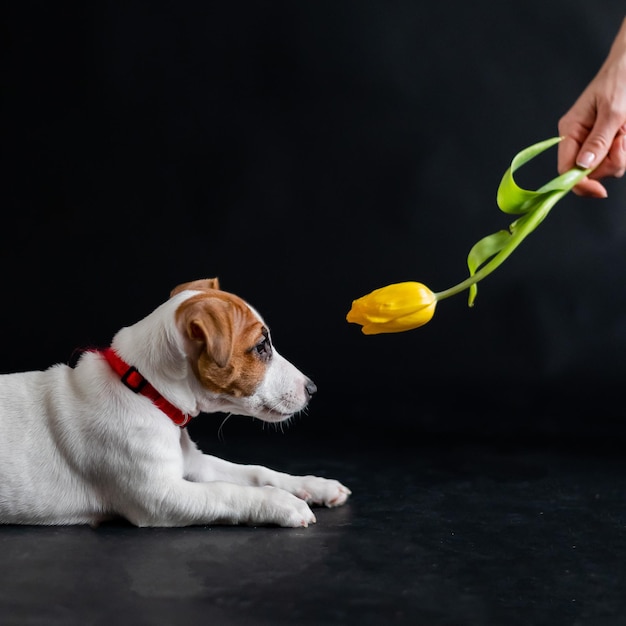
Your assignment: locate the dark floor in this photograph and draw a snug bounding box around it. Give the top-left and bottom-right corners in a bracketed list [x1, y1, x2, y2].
[2, 427, 626, 626]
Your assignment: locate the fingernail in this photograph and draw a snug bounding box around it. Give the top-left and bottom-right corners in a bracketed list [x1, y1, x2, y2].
[576, 151, 596, 168]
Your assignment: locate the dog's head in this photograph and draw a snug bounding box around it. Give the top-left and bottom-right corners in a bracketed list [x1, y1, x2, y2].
[170, 278, 316, 422]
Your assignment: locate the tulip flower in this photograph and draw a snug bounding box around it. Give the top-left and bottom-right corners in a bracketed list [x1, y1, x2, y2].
[346, 281, 437, 335]
[347, 137, 594, 334]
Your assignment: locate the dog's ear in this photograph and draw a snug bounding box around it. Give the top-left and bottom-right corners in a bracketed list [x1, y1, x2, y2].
[170, 277, 220, 298]
[182, 299, 234, 369]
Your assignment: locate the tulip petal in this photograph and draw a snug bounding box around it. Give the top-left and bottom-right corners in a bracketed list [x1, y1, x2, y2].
[360, 305, 436, 334]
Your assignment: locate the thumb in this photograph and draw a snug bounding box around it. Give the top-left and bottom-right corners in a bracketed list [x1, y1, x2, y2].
[575, 116, 624, 169]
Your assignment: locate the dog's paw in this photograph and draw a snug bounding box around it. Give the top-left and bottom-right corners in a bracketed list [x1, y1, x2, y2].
[289, 476, 352, 508]
[254, 486, 317, 528]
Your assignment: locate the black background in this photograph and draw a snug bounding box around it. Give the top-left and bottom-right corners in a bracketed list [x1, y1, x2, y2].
[4, 0, 626, 444]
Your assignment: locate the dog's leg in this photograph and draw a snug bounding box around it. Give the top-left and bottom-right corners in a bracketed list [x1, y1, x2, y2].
[181, 432, 351, 508]
[117, 478, 317, 528]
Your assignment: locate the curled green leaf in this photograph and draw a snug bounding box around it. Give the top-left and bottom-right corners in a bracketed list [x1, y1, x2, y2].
[466, 229, 511, 307]
[435, 136, 592, 307]
[496, 136, 563, 214]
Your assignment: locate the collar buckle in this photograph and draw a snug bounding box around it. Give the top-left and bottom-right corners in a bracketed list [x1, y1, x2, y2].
[121, 366, 148, 393]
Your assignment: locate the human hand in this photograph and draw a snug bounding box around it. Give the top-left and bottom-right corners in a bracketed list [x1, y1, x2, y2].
[557, 18, 626, 198]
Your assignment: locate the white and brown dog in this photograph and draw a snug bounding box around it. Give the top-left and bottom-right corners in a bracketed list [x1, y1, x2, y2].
[0, 278, 350, 527]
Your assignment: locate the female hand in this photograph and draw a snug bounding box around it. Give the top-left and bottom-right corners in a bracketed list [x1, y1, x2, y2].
[558, 18, 626, 197]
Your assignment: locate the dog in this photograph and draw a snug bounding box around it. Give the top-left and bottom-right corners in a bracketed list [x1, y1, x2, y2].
[0, 278, 350, 527]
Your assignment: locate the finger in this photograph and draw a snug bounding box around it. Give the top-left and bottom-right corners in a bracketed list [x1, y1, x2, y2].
[575, 114, 625, 170]
[611, 131, 626, 177]
[557, 98, 598, 172]
[572, 177, 608, 198]
[588, 130, 626, 180]
[557, 134, 583, 174]
[606, 129, 626, 177]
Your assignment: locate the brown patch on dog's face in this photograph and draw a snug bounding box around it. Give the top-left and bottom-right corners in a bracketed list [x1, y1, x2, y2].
[175, 291, 270, 397]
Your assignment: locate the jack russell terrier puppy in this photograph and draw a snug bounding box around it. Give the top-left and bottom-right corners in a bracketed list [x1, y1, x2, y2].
[0, 278, 350, 527]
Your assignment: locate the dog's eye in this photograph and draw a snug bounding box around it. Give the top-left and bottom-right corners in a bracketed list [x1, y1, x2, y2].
[253, 337, 272, 362]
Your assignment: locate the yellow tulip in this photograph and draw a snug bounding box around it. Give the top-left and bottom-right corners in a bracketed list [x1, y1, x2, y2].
[348, 137, 597, 336]
[346, 282, 437, 335]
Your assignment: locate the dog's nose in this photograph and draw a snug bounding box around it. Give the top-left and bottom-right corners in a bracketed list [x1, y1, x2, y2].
[305, 379, 317, 398]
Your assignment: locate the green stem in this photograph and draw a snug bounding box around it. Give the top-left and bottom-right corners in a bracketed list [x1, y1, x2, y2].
[434, 166, 590, 303]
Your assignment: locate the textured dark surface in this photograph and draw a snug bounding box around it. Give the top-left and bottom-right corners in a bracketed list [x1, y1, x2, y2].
[3, 430, 626, 626]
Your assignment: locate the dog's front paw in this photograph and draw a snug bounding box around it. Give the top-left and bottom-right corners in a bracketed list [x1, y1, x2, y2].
[289, 476, 352, 508]
[255, 486, 317, 528]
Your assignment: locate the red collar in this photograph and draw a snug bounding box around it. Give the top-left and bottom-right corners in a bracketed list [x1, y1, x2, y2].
[100, 348, 192, 427]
